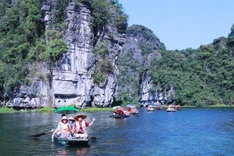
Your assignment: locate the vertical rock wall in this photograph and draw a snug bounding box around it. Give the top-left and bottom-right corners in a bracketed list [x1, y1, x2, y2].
[11, 0, 126, 108]
[52, 1, 95, 107]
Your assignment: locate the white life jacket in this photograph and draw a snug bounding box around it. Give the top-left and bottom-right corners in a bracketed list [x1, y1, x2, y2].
[58, 122, 69, 131]
[76, 121, 87, 133]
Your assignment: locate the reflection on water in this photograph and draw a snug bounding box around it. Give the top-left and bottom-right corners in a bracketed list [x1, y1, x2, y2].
[76, 148, 88, 155]
[0, 108, 234, 156]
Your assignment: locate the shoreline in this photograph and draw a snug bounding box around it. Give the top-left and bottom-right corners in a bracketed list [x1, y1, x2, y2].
[0, 105, 233, 114]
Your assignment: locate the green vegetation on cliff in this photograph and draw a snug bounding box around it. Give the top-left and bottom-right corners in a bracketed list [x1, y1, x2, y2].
[116, 24, 234, 106]
[0, 0, 67, 105]
[148, 25, 234, 106]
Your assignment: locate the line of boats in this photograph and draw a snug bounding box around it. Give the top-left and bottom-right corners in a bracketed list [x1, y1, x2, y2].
[147, 104, 181, 112]
[109, 104, 181, 118]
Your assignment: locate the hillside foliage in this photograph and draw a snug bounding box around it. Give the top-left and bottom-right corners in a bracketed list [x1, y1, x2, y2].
[147, 26, 234, 106]
[0, 0, 67, 103]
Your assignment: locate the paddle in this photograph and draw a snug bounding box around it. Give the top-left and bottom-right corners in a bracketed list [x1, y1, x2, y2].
[30, 129, 54, 138]
[90, 137, 98, 142]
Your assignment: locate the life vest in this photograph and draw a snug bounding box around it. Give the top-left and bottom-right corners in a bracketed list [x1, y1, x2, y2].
[76, 121, 87, 134]
[58, 122, 69, 131]
[69, 122, 76, 130]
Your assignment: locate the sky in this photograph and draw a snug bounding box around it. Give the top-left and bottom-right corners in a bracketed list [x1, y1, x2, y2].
[118, 0, 234, 50]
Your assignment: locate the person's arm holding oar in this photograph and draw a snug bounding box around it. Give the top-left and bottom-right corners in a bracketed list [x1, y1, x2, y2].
[51, 124, 60, 142]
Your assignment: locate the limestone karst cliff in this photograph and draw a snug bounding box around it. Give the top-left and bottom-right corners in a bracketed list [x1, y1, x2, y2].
[10, 0, 127, 108]
[3, 0, 172, 108]
[117, 25, 175, 106]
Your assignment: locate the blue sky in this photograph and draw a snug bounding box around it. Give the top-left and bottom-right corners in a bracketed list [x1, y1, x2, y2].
[118, 0, 234, 50]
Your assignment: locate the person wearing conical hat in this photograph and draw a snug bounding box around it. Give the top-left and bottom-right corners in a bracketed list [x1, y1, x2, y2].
[73, 114, 95, 139]
[51, 116, 71, 141]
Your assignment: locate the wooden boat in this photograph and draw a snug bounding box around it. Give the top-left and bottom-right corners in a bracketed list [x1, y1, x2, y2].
[54, 136, 89, 146]
[109, 114, 129, 118]
[156, 105, 162, 110]
[131, 111, 139, 115]
[166, 108, 176, 112]
[147, 105, 155, 111]
[147, 107, 155, 111]
[128, 109, 139, 115]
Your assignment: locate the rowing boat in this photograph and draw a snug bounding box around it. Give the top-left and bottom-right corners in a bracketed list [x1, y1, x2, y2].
[109, 114, 129, 118]
[166, 108, 176, 112]
[54, 136, 89, 146]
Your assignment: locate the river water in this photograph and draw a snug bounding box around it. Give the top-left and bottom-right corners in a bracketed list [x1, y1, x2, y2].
[0, 108, 233, 156]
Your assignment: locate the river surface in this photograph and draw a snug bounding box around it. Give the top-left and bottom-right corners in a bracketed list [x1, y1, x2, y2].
[0, 108, 233, 156]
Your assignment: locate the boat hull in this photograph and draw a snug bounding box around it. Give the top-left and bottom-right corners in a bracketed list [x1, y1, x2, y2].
[54, 137, 89, 146]
[166, 109, 176, 112]
[109, 114, 129, 118]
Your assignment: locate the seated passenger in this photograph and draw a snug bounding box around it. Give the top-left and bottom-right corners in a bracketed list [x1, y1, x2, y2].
[115, 109, 125, 115]
[68, 117, 76, 137]
[74, 114, 95, 139]
[176, 104, 181, 110]
[52, 116, 71, 140]
[147, 105, 155, 111]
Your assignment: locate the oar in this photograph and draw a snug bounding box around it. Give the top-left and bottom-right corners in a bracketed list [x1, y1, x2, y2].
[90, 137, 98, 142]
[30, 129, 54, 137]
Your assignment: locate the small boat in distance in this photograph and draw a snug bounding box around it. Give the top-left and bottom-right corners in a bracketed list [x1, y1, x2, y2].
[156, 105, 163, 110]
[166, 104, 176, 112]
[127, 104, 139, 115]
[110, 106, 130, 118]
[147, 105, 155, 111]
[109, 114, 130, 118]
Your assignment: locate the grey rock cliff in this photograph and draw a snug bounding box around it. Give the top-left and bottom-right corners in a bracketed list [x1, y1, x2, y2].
[117, 25, 175, 105]
[9, 1, 175, 108]
[11, 0, 126, 108]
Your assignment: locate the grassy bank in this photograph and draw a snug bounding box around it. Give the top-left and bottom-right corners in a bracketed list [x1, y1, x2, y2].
[1, 104, 233, 114]
[36, 107, 55, 113]
[36, 107, 113, 113]
[0, 107, 18, 113]
[0, 107, 113, 114]
[79, 107, 113, 112]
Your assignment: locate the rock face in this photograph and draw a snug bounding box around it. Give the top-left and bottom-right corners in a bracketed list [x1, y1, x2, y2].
[116, 25, 174, 105]
[52, 1, 95, 107]
[11, 0, 126, 108]
[9, 1, 175, 108]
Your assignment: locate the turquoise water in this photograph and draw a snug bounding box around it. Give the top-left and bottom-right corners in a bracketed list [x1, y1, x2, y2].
[0, 108, 233, 156]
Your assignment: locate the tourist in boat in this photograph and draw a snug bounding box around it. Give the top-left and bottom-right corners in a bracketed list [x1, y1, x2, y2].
[52, 116, 71, 140]
[115, 109, 124, 115]
[128, 105, 139, 114]
[111, 107, 130, 118]
[147, 105, 155, 111]
[113, 107, 126, 115]
[68, 117, 76, 136]
[123, 109, 130, 116]
[167, 104, 176, 112]
[74, 114, 96, 139]
[176, 104, 181, 110]
[156, 105, 161, 110]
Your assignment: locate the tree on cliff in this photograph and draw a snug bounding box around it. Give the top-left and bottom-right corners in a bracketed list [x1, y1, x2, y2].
[0, 0, 67, 107]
